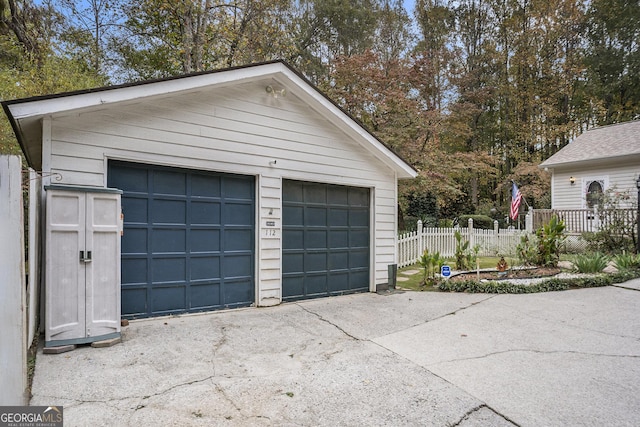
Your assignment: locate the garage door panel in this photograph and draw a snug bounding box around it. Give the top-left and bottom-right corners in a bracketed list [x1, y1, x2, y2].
[306, 230, 327, 249]
[350, 250, 369, 268]
[329, 230, 349, 248]
[152, 228, 186, 253]
[152, 257, 187, 283]
[304, 184, 326, 203]
[122, 228, 147, 253]
[224, 279, 253, 305]
[283, 253, 303, 273]
[305, 252, 327, 272]
[283, 229, 304, 249]
[328, 208, 348, 226]
[121, 288, 147, 316]
[191, 283, 221, 308]
[349, 270, 369, 288]
[191, 256, 220, 280]
[225, 229, 253, 251]
[191, 201, 220, 225]
[328, 273, 348, 292]
[224, 254, 253, 278]
[190, 229, 220, 252]
[349, 188, 369, 206]
[305, 274, 327, 295]
[283, 276, 303, 298]
[152, 285, 186, 313]
[110, 161, 254, 318]
[192, 174, 220, 197]
[225, 178, 254, 199]
[109, 166, 148, 193]
[122, 197, 147, 223]
[154, 170, 186, 195]
[225, 203, 253, 225]
[328, 187, 349, 205]
[283, 180, 369, 301]
[152, 199, 186, 224]
[121, 258, 147, 284]
[349, 209, 369, 226]
[329, 252, 349, 269]
[307, 207, 327, 224]
[350, 230, 369, 247]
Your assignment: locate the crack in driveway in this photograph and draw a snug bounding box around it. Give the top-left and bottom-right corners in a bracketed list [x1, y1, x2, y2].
[427, 348, 640, 367]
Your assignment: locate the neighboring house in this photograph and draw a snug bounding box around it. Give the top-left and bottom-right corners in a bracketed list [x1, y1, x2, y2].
[2, 61, 417, 336]
[540, 120, 640, 210]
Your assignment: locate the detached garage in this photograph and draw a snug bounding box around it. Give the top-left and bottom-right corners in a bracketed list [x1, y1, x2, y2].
[3, 61, 416, 334]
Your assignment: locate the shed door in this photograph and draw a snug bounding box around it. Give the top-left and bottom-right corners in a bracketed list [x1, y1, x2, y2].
[282, 180, 370, 301]
[108, 161, 255, 318]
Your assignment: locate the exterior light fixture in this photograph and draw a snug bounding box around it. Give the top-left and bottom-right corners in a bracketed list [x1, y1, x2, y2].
[265, 85, 286, 98]
[569, 176, 576, 185]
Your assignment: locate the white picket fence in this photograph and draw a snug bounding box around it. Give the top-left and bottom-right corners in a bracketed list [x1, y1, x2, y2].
[398, 219, 529, 268]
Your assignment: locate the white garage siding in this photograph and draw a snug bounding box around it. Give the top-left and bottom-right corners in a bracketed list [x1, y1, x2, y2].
[43, 80, 399, 305]
[550, 160, 640, 209]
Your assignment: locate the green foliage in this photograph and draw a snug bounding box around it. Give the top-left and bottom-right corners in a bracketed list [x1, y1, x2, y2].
[437, 275, 614, 294]
[516, 234, 538, 267]
[458, 215, 494, 230]
[407, 192, 438, 226]
[535, 216, 566, 267]
[612, 253, 640, 271]
[418, 249, 445, 284]
[572, 253, 609, 273]
[453, 230, 479, 270]
[581, 187, 638, 254]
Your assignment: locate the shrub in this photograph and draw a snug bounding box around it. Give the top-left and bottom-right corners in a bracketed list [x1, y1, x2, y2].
[454, 230, 479, 270]
[612, 252, 640, 271]
[572, 252, 609, 273]
[458, 214, 495, 229]
[516, 234, 538, 266]
[535, 215, 566, 267]
[419, 249, 445, 283]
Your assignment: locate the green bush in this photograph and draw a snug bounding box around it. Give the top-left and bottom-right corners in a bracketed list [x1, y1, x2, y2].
[454, 230, 479, 270]
[572, 252, 609, 273]
[458, 214, 495, 229]
[437, 274, 616, 294]
[535, 215, 566, 267]
[612, 252, 640, 271]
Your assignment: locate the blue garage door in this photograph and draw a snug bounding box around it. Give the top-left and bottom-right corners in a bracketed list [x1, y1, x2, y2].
[108, 161, 254, 318]
[282, 180, 370, 301]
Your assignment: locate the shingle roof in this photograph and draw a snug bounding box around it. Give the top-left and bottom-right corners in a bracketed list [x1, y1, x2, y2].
[540, 120, 640, 168]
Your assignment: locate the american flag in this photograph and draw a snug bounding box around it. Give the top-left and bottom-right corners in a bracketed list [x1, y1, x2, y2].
[510, 182, 522, 220]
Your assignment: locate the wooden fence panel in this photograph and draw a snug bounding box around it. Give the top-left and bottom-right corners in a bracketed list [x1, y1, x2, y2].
[0, 155, 27, 405]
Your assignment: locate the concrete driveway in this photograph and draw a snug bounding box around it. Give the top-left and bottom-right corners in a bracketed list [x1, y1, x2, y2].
[31, 281, 640, 426]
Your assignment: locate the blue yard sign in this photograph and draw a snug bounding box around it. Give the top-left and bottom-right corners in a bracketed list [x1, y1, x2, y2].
[441, 265, 451, 279]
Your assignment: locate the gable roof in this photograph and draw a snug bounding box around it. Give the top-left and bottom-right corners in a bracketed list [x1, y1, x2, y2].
[2, 60, 417, 179]
[540, 120, 640, 169]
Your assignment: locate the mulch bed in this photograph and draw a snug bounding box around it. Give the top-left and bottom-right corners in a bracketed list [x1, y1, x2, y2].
[449, 267, 562, 282]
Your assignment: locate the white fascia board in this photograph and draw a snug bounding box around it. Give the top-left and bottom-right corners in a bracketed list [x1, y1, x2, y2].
[7, 63, 285, 120]
[278, 68, 417, 179]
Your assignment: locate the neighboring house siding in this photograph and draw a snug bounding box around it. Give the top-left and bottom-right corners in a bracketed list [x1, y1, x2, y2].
[551, 161, 639, 209]
[45, 82, 397, 302]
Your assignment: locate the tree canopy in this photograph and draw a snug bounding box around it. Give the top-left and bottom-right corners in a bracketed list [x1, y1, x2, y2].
[1, 0, 639, 222]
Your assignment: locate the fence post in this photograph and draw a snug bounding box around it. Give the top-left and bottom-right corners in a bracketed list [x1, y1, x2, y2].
[493, 220, 499, 235]
[526, 207, 533, 233]
[417, 220, 423, 260]
[0, 155, 27, 405]
[468, 218, 474, 248]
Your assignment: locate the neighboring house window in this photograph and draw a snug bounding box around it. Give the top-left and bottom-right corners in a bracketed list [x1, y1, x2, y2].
[583, 177, 607, 209]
